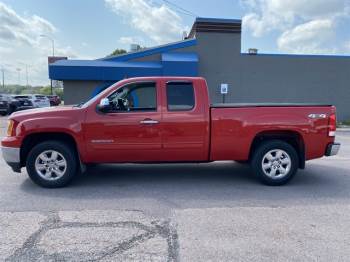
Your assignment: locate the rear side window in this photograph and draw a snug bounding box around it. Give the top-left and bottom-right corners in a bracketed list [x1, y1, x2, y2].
[166, 82, 195, 111]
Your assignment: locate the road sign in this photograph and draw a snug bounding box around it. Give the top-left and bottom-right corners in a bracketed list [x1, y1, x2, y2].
[220, 83, 228, 94]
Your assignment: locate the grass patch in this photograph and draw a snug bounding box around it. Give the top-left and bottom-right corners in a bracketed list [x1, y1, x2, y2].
[337, 120, 350, 127]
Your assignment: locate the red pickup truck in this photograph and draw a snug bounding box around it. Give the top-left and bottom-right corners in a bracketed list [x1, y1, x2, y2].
[1, 77, 340, 188]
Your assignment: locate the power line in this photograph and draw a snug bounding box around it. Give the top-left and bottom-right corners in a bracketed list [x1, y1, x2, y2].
[161, 0, 197, 17]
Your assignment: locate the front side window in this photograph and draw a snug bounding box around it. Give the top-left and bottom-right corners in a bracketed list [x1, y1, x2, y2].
[166, 82, 195, 111]
[107, 82, 157, 112]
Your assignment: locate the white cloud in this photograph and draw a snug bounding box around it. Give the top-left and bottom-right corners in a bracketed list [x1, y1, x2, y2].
[0, 2, 56, 46]
[242, 0, 349, 37]
[277, 19, 337, 54]
[0, 2, 81, 85]
[105, 0, 187, 44]
[118, 36, 136, 45]
[241, 0, 350, 55]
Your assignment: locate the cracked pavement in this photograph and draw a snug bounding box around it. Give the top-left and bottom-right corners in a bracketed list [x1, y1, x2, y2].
[1, 117, 350, 261]
[4, 211, 177, 261]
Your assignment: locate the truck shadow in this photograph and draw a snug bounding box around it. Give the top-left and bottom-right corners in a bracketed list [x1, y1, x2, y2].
[19, 161, 350, 209]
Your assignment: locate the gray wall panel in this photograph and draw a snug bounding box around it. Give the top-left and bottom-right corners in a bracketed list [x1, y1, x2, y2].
[64, 80, 103, 105]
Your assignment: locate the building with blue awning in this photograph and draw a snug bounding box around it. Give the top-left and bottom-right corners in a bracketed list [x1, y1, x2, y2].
[49, 17, 350, 120]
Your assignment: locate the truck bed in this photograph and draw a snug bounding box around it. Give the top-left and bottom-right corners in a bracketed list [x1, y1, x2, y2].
[211, 103, 332, 108]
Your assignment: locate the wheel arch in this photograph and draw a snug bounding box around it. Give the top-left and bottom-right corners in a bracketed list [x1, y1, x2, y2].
[249, 130, 305, 169]
[20, 132, 80, 168]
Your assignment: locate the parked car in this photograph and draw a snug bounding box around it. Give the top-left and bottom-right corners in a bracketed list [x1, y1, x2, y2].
[47, 95, 61, 106]
[0, 94, 11, 116]
[11, 95, 36, 113]
[1, 77, 340, 188]
[14, 94, 50, 108]
[0, 94, 35, 115]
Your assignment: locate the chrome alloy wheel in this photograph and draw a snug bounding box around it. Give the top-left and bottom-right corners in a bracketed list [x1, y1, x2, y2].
[261, 149, 291, 179]
[35, 150, 67, 181]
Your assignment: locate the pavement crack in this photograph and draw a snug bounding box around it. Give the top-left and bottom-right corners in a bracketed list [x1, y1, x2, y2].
[5, 211, 180, 262]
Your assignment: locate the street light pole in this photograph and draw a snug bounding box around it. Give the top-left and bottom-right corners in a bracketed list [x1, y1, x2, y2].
[25, 65, 29, 88]
[16, 68, 21, 85]
[1, 68, 4, 88]
[40, 34, 55, 94]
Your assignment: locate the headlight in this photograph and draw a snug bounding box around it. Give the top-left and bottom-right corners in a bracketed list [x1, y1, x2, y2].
[7, 120, 15, 137]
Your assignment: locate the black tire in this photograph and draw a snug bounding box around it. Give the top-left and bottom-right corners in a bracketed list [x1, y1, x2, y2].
[0, 111, 7, 116]
[251, 140, 299, 186]
[26, 141, 78, 188]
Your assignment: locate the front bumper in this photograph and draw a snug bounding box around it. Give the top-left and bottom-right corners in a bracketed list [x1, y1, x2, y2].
[325, 143, 341, 156]
[1, 146, 21, 172]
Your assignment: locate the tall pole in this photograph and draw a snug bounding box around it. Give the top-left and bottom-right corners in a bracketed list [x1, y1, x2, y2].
[1, 68, 4, 88]
[16, 68, 21, 85]
[40, 34, 55, 94]
[25, 65, 29, 88]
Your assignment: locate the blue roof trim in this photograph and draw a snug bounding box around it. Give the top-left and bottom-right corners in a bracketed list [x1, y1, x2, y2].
[162, 52, 198, 77]
[49, 61, 163, 81]
[51, 59, 162, 68]
[101, 39, 197, 62]
[49, 52, 199, 81]
[241, 53, 350, 59]
[162, 52, 198, 62]
[196, 17, 242, 24]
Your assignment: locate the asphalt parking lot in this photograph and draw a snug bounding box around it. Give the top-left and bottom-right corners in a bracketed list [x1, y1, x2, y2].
[0, 116, 350, 261]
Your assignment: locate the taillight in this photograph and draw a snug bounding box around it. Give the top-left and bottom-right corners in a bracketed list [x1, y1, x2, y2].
[328, 113, 336, 137]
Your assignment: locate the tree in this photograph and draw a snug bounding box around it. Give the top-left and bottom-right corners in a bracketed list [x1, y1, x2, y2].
[109, 49, 127, 57]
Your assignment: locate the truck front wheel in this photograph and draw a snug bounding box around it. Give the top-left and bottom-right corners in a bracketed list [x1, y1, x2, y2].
[26, 141, 78, 188]
[251, 140, 299, 186]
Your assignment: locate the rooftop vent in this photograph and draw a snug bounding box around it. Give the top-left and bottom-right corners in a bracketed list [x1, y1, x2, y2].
[248, 48, 258, 55]
[182, 31, 188, 40]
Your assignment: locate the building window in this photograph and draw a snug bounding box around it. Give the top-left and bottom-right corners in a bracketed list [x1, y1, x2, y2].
[166, 82, 195, 111]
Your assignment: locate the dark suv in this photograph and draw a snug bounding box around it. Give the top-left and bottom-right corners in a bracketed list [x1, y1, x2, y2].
[0, 94, 35, 116]
[11, 95, 35, 112]
[0, 94, 10, 116]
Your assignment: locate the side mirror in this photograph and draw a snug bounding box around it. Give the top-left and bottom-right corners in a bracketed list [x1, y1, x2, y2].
[97, 98, 111, 113]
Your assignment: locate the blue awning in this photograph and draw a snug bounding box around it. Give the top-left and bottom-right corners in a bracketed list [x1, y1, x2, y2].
[49, 60, 162, 81]
[49, 39, 198, 81]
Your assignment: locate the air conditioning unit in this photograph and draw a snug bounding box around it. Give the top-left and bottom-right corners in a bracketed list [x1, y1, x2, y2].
[248, 48, 258, 55]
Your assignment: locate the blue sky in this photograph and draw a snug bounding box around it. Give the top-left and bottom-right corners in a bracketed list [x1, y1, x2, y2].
[0, 0, 350, 85]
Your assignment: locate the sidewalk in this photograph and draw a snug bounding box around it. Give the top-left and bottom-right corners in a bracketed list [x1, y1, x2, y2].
[337, 127, 350, 132]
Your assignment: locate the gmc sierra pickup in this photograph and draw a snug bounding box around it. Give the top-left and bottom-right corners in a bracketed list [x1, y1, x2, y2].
[1, 77, 340, 188]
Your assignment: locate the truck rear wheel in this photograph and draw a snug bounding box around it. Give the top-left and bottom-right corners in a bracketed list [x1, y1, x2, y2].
[251, 140, 299, 186]
[26, 141, 78, 188]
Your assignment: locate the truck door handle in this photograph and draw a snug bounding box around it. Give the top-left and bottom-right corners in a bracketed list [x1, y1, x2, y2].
[140, 119, 159, 125]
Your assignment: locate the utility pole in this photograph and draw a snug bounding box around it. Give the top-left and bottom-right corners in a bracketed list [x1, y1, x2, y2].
[25, 65, 29, 88]
[16, 68, 21, 85]
[40, 34, 55, 95]
[1, 68, 4, 88]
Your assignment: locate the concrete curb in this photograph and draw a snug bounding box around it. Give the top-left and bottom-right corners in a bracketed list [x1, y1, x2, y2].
[337, 128, 350, 132]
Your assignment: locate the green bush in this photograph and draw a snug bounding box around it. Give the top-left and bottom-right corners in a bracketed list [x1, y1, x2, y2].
[338, 120, 350, 127]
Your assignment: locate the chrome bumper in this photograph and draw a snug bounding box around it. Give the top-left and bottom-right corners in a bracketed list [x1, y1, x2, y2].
[325, 143, 341, 156]
[1, 146, 21, 172]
